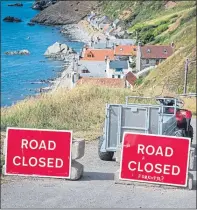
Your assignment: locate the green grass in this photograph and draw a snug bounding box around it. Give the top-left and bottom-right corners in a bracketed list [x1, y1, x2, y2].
[1, 85, 136, 140]
[1, 0, 196, 142]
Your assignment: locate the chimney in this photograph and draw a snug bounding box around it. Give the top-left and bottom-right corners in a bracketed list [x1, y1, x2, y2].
[171, 41, 175, 48]
[81, 46, 87, 58]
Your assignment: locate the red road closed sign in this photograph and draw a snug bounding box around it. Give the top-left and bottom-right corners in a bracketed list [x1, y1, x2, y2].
[120, 133, 191, 187]
[5, 127, 72, 178]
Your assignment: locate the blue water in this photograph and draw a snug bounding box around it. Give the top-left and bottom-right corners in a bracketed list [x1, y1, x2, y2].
[1, 1, 84, 107]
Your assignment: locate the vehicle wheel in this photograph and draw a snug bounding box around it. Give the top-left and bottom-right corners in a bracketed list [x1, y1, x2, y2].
[98, 136, 114, 161]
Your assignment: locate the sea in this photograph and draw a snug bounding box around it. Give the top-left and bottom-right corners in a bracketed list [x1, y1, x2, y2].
[1, 1, 84, 107]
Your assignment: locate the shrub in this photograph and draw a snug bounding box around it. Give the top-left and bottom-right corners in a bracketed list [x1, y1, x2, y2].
[153, 24, 169, 36]
[140, 30, 155, 44]
[134, 77, 143, 86]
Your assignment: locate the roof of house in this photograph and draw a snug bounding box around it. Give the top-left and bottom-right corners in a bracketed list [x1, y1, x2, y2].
[125, 71, 137, 86]
[114, 45, 137, 56]
[93, 42, 114, 49]
[76, 77, 125, 88]
[113, 19, 120, 24]
[109, 60, 128, 69]
[80, 49, 114, 61]
[141, 45, 174, 59]
[113, 39, 136, 45]
[103, 24, 110, 32]
[78, 61, 107, 78]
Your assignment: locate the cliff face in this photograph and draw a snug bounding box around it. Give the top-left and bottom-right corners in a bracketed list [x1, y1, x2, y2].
[31, 1, 99, 25]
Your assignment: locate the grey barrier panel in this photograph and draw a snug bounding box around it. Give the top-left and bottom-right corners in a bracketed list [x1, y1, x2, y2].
[105, 103, 177, 151]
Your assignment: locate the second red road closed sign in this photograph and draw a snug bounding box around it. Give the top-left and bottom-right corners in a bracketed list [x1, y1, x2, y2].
[5, 127, 72, 178]
[120, 133, 191, 187]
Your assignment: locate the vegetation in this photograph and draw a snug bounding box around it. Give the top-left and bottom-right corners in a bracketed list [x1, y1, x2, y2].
[1, 85, 135, 140]
[1, 1, 196, 144]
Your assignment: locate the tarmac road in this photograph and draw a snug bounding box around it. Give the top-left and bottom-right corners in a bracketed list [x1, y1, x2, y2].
[1, 119, 196, 208]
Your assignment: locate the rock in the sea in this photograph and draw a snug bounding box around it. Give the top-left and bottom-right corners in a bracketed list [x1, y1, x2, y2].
[3, 16, 22, 23]
[5, 50, 30, 55]
[44, 42, 73, 58]
[27, 22, 35, 26]
[32, 0, 57, 11]
[8, 3, 23, 7]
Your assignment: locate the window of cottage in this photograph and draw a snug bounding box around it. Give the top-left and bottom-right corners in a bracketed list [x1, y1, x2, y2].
[112, 75, 115, 78]
[147, 49, 151, 53]
[146, 59, 149, 64]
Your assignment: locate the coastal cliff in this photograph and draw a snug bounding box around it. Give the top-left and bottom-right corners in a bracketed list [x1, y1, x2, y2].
[31, 1, 99, 25]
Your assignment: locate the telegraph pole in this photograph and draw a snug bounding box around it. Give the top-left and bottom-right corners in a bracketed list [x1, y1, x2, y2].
[183, 58, 189, 94]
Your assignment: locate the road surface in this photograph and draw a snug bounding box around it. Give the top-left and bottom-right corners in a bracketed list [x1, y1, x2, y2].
[1, 119, 196, 208]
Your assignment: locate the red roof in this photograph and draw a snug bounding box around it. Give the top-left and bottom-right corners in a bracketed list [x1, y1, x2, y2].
[114, 45, 137, 56]
[125, 72, 137, 86]
[81, 49, 115, 61]
[76, 77, 125, 88]
[141, 45, 174, 59]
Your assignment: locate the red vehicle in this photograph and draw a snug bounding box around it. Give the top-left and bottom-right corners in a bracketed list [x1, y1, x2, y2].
[156, 96, 193, 143]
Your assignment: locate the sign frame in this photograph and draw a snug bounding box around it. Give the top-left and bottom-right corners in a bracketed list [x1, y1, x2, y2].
[4, 127, 73, 179]
[119, 132, 191, 187]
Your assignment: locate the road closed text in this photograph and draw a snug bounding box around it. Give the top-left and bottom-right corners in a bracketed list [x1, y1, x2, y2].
[12, 139, 64, 168]
[128, 144, 180, 176]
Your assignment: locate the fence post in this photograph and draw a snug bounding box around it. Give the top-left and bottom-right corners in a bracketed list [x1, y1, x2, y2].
[183, 58, 189, 94]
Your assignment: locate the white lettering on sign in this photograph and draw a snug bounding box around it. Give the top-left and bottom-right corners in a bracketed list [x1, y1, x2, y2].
[12, 156, 64, 168]
[128, 161, 136, 171]
[21, 139, 56, 150]
[13, 156, 21, 166]
[172, 166, 180, 175]
[137, 144, 174, 157]
[13, 139, 63, 169]
[127, 161, 180, 176]
[144, 163, 153, 173]
[127, 144, 180, 176]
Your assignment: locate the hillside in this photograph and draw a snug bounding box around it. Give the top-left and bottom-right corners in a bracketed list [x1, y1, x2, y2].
[31, 1, 99, 25]
[98, 0, 196, 94]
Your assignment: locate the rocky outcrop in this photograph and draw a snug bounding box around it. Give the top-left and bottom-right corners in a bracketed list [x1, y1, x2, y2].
[27, 22, 35, 26]
[5, 50, 30, 55]
[8, 3, 23, 7]
[44, 42, 76, 60]
[31, 1, 99, 25]
[32, 0, 57, 10]
[3, 16, 22, 22]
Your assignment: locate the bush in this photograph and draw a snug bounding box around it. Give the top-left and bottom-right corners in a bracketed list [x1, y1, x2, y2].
[134, 77, 143, 86]
[140, 30, 155, 44]
[153, 24, 169, 36]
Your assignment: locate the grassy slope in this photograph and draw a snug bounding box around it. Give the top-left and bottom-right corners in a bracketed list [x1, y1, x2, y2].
[99, 0, 196, 96]
[1, 85, 137, 140]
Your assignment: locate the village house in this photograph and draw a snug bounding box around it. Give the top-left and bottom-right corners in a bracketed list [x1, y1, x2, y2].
[136, 43, 174, 72]
[112, 19, 121, 29]
[114, 45, 137, 57]
[87, 12, 95, 22]
[77, 47, 115, 78]
[106, 59, 132, 79]
[76, 73, 137, 89]
[98, 17, 112, 30]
